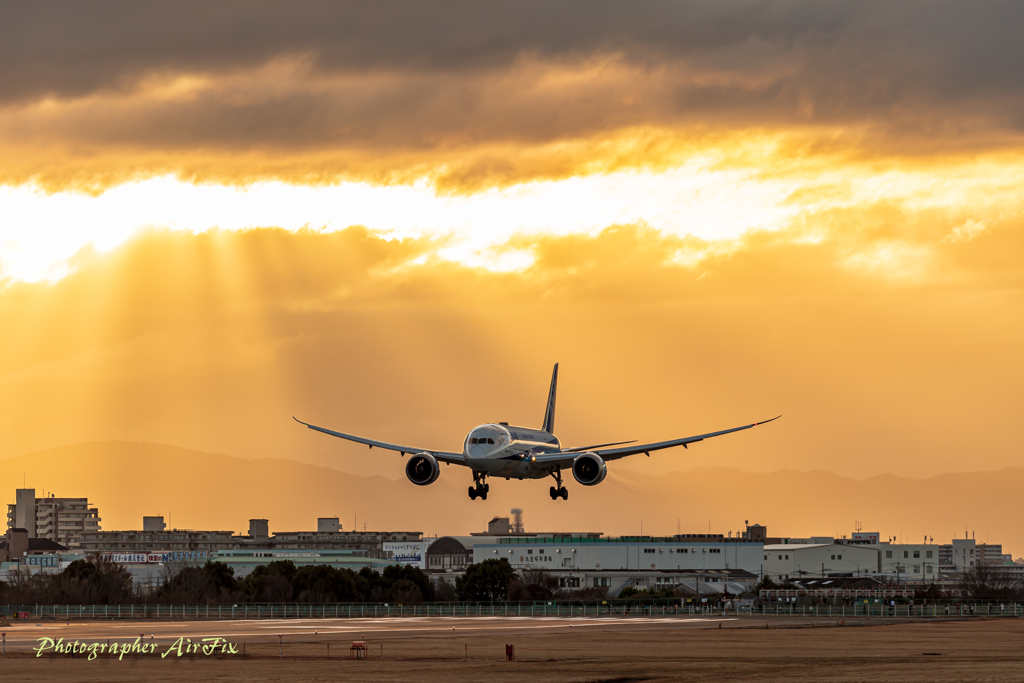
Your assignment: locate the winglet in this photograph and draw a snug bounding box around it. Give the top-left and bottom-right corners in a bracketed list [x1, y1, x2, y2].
[293, 416, 310, 427]
[754, 415, 782, 426]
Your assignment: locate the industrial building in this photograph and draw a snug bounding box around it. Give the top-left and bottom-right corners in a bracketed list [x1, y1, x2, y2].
[764, 543, 882, 581]
[6, 488, 101, 547]
[764, 541, 943, 581]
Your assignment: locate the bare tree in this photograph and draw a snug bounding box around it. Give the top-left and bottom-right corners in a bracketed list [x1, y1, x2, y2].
[958, 565, 1023, 600]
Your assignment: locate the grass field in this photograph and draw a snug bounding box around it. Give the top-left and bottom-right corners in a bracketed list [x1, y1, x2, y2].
[2, 617, 1020, 682]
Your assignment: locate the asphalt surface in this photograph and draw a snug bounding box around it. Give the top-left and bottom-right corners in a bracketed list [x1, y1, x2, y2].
[0, 614, 814, 652]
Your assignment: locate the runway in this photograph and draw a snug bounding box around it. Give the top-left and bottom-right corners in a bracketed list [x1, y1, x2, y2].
[1, 614, 756, 651]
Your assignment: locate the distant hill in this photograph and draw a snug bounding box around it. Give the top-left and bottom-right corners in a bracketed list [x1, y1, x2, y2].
[2, 442, 1019, 555]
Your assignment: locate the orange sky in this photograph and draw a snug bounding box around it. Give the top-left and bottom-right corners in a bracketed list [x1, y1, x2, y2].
[1, 3, 1022, 541]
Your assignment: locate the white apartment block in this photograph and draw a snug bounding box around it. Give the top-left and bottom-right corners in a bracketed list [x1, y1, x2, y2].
[6, 489, 101, 548]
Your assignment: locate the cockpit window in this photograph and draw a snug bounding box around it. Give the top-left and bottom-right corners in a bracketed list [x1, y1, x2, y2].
[470, 438, 477, 444]
[487, 438, 494, 444]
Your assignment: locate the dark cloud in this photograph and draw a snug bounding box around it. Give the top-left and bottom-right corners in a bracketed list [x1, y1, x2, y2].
[3, 1, 1024, 144]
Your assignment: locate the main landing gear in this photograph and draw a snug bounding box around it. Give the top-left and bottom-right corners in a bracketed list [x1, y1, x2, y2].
[549, 468, 568, 500]
[468, 472, 489, 500]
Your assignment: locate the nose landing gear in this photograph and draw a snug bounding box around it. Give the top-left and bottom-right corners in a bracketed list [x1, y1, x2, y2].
[468, 473, 489, 500]
[548, 468, 568, 500]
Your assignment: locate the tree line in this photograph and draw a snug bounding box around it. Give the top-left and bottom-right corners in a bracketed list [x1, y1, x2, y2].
[0, 558, 443, 605]
[2, 557, 1019, 605]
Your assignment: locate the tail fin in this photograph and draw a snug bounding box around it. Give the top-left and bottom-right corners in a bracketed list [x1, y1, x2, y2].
[541, 363, 558, 434]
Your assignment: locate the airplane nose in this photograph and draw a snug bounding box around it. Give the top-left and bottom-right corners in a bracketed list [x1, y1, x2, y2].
[468, 444, 487, 458]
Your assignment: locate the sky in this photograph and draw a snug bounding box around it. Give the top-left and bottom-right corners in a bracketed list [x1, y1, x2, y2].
[1, 3, 1022, 533]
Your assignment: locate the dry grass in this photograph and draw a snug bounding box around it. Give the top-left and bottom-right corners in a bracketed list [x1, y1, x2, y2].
[2, 618, 1021, 682]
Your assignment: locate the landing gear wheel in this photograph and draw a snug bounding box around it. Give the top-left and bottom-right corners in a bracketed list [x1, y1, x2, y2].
[484, 483, 490, 493]
[468, 486, 477, 500]
[480, 489, 488, 500]
[549, 468, 567, 501]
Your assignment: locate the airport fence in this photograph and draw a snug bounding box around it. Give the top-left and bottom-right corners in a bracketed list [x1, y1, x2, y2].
[3, 601, 1023, 620]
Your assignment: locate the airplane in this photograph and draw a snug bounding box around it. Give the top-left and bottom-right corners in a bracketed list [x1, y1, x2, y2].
[295, 363, 779, 501]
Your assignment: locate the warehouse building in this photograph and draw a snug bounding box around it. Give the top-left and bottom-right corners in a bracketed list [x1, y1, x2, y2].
[763, 543, 878, 581]
[475, 535, 763, 573]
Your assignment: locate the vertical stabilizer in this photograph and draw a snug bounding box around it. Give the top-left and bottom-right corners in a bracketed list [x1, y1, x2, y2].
[541, 363, 558, 434]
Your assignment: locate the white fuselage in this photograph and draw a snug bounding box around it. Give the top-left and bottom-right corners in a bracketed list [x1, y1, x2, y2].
[463, 423, 560, 479]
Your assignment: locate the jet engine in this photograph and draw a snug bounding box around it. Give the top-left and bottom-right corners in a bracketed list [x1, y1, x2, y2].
[572, 452, 608, 486]
[405, 452, 440, 486]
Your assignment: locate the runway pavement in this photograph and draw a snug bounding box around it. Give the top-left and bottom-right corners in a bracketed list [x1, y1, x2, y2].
[0, 614, 810, 652]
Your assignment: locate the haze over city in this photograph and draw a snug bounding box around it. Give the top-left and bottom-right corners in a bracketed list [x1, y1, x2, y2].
[2, 2, 1022, 552]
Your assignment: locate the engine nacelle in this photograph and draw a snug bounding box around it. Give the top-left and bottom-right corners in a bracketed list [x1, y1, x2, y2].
[405, 452, 440, 486]
[572, 452, 608, 486]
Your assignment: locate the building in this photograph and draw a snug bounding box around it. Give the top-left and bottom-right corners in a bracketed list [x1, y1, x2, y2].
[382, 539, 433, 569]
[317, 517, 340, 532]
[248, 519, 270, 540]
[426, 537, 478, 571]
[764, 541, 943, 582]
[476, 535, 764, 574]
[0, 528, 68, 561]
[212, 548, 397, 579]
[470, 516, 602, 540]
[6, 489, 102, 547]
[741, 522, 767, 544]
[469, 534, 763, 597]
[940, 538, 979, 572]
[77, 518, 236, 554]
[233, 518, 423, 558]
[874, 543, 939, 581]
[763, 543, 878, 581]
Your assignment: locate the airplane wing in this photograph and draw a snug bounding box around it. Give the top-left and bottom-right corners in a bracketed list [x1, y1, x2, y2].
[530, 416, 780, 468]
[294, 417, 467, 466]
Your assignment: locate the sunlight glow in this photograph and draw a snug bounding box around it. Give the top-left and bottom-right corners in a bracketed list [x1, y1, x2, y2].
[1, 153, 1021, 283]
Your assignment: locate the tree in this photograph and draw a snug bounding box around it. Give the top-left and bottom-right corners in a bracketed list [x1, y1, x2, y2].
[56, 558, 132, 604]
[157, 565, 213, 604]
[434, 580, 457, 602]
[357, 567, 387, 602]
[958, 565, 1023, 601]
[382, 565, 435, 602]
[456, 559, 516, 602]
[240, 560, 297, 601]
[387, 579, 424, 604]
[204, 561, 237, 595]
[293, 565, 361, 603]
[913, 583, 946, 600]
[508, 570, 557, 601]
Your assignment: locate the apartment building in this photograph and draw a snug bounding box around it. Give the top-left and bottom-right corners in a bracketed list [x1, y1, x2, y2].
[6, 488, 101, 547]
